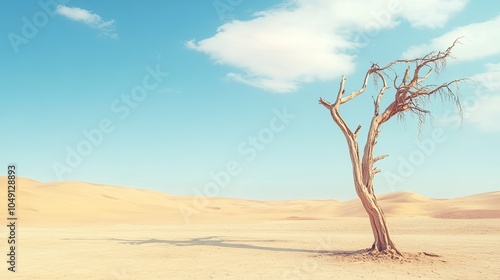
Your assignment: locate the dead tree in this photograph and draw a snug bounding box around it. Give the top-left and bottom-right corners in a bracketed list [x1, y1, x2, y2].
[319, 40, 465, 256]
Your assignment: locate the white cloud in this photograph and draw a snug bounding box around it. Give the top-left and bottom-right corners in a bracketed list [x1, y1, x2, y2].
[403, 15, 500, 61]
[396, 0, 467, 29]
[187, 0, 467, 92]
[465, 63, 500, 132]
[56, 5, 118, 39]
[472, 63, 500, 90]
[465, 95, 500, 132]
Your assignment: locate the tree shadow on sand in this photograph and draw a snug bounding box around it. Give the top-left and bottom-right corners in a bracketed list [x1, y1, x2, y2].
[62, 236, 442, 262]
[107, 236, 359, 255]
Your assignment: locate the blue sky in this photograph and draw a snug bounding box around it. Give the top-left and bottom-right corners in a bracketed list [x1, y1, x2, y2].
[0, 0, 499, 200]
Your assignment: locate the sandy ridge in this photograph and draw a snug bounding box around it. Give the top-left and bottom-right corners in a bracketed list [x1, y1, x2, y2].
[0, 177, 498, 225]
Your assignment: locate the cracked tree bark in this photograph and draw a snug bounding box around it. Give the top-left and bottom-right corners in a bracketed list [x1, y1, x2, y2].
[319, 39, 466, 256]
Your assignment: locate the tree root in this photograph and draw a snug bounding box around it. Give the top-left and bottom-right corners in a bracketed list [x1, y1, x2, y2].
[367, 241, 404, 258]
[319, 249, 445, 264]
[365, 246, 404, 259]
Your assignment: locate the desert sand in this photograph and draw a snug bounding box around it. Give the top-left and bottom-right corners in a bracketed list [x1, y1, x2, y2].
[0, 177, 499, 279]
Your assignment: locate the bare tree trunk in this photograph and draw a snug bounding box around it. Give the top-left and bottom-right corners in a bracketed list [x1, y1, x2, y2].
[320, 75, 401, 256]
[340, 122, 401, 255]
[358, 187, 400, 254]
[360, 116, 400, 255]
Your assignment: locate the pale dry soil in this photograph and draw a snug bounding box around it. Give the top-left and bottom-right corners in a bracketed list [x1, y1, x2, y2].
[1, 218, 499, 280]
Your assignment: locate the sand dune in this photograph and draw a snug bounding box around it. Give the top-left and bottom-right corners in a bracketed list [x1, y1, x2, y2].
[0, 177, 499, 279]
[0, 177, 498, 225]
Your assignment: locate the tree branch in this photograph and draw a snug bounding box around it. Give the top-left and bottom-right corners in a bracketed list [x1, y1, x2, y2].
[372, 38, 461, 74]
[340, 70, 371, 104]
[354, 125, 362, 138]
[417, 68, 433, 84]
[401, 66, 410, 86]
[374, 72, 387, 116]
[319, 97, 332, 109]
[374, 155, 389, 162]
[335, 76, 347, 105]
